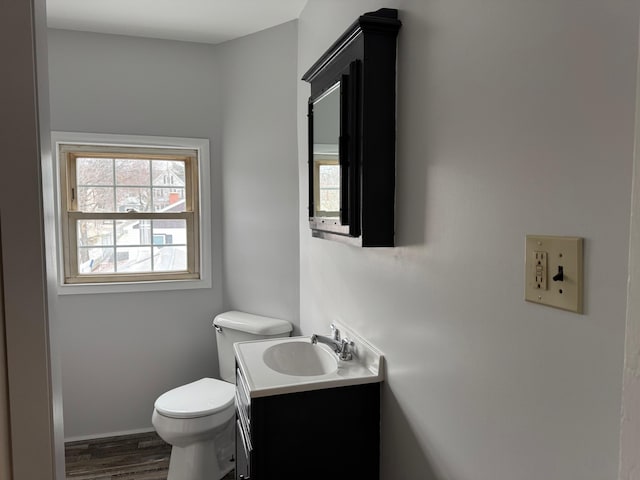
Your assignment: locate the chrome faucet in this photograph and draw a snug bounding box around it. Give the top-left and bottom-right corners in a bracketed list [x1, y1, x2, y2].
[311, 324, 355, 361]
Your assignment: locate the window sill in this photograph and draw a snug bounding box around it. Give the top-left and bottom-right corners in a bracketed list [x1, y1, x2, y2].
[56, 276, 211, 295]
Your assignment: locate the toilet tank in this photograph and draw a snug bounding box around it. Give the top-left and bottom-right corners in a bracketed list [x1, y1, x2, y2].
[213, 310, 293, 383]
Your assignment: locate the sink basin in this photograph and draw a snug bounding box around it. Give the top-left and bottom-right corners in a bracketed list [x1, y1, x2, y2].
[263, 341, 337, 376]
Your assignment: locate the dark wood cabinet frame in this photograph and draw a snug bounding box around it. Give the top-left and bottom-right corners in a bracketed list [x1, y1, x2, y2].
[302, 8, 401, 247]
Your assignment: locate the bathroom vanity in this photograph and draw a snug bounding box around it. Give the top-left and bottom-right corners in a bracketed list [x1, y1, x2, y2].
[235, 371, 380, 479]
[233, 330, 384, 479]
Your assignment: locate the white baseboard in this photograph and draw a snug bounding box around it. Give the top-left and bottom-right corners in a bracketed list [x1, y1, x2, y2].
[64, 427, 156, 443]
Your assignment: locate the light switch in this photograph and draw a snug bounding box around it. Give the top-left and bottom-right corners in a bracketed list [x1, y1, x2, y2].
[525, 235, 583, 313]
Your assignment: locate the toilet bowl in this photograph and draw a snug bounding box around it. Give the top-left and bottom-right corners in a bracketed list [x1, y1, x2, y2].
[151, 311, 293, 480]
[152, 378, 236, 480]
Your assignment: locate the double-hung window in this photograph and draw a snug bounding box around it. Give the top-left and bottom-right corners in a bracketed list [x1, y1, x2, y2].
[53, 133, 210, 290]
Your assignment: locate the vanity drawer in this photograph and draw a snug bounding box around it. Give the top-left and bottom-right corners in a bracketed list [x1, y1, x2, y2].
[236, 368, 251, 422]
[235, 366, 253, 479]
[235, 419, 251, 479]
[236, 392, 251, 445]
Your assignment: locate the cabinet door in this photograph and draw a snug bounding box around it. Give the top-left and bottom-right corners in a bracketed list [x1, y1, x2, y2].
[250, 383, 380, 478]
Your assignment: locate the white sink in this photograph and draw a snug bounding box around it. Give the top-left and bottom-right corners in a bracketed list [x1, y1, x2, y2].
[263, 341, 338, 376]
[234, 322, 384, 398]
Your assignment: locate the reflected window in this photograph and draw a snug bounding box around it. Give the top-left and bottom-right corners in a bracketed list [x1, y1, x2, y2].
[314, 158, 340, 216]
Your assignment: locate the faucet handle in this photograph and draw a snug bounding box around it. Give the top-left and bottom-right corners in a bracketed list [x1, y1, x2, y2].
[339, 338, 354, 361]
[330, 323, 340, 341]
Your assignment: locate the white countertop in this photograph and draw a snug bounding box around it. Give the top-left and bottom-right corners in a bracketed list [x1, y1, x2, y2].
[234, 329, 384, 398]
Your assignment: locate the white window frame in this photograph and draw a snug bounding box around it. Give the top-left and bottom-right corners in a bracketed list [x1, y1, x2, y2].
[51, 132, 212, 295]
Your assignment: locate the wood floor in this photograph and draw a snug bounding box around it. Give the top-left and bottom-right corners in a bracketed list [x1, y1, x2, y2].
[65, 431, 235, 480]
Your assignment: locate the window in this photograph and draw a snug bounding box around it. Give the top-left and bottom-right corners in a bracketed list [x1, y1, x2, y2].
[52, 133, 211, 292]
[313, 155, 340, 217]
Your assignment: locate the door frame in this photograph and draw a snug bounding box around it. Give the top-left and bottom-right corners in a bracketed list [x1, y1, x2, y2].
[619, 20, 640, 480]
[0, 223, 12, 480]
[0, 0, 61, 479]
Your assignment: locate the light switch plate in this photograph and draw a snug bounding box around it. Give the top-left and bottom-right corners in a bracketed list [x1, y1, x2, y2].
[525, 235, 583, 313]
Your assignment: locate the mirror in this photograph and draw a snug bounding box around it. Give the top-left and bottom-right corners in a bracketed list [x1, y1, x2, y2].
[307, 65, 357, 238]
[307, 72, 355, 238]
[312, 82, 340, 219]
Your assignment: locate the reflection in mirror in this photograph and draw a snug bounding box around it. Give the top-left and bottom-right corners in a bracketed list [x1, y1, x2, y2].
[312, 82, 340, 218]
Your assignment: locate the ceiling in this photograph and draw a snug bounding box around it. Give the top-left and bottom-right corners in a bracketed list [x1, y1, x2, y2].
[46, 0, 308, 44]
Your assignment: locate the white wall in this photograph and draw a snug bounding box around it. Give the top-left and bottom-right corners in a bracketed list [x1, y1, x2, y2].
[47, 29, 225, 438]
[47, 25, 299, 439]
[298, 2, 639, 480]
[217, 21, 300, 325]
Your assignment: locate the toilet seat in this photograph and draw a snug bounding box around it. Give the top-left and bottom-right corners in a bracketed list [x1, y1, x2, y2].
[154, 378, 235, 419]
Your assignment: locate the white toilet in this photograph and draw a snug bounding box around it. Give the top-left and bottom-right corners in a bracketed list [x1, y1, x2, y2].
[151, 310, 293, 480]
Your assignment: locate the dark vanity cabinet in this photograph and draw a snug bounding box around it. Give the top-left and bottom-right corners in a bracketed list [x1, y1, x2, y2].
[235, 367, 381, 479]
[302, 9, 401, 247]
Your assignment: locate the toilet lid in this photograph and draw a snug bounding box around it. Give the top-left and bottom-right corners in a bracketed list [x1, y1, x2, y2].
[154, 378, 236, 419]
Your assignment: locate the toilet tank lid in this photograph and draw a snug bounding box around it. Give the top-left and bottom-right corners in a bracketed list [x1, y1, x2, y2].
[213, 310, 293, 335]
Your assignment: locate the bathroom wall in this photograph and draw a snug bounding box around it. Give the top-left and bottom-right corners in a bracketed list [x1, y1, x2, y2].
[47, 22, 299, 439]
[217, 21, 300, 324]
[297, 2, 639, 480]
[47, 29, 224, 439]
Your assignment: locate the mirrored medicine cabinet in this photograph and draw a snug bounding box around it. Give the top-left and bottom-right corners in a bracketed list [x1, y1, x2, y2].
[302, 8, 401, 247]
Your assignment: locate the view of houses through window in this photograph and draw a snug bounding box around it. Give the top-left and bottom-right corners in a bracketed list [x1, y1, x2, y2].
[59, 144, 200, 284]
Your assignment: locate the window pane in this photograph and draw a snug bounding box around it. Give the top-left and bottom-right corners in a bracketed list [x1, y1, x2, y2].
[151, 160, 186, 211]
[319, 189, 340, 212]
[152, 219, 186, 245]
[152, 160, 185, 186]
[77, 220, 114, 247]
[115, 159, 151, 186]
[151, 187, 186, 212]
[116, 187, 152, 212]
[317, 163, 340, 213]
[319, 164, 340, 188]
[152, 219, 186, 271]
[77, 186, 115, 212]
[76, 158, 115, 212]
[116, 220, 150, 246]
[77, 158, 113, 186]
[77, 247, 115, 273]
[115, 247, 152, 272]
[154, 246, 187, 272]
